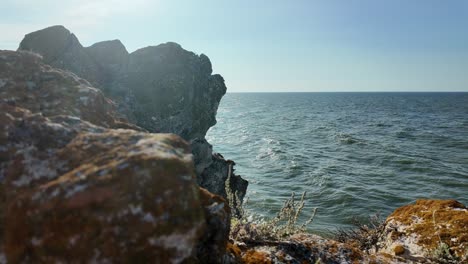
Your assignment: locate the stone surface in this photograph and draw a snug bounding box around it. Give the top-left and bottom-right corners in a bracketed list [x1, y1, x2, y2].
[197, 187, 231, 262]
[18, 25, 104, 87]
[380, 199, 468, 262]
[5, 131, 204, 263]
[18, 25, 248, 201]
[0, 50, 137, 130]
[0, 50, 230, 263]
[225, 233, 383, 264]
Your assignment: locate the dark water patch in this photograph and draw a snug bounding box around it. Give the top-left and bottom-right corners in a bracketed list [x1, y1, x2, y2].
[375, 122, 392, 127]
[395, 130, 415, 139]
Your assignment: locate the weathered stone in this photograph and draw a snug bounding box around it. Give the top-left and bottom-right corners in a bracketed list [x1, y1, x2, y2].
[0, 50, 138, 130]
[122, 42, 226, 140]
[0, 51, 231, 263]
[18, 25, 248, 202]
[196, 187, 231, 262]
[199, 154, 248, 205]
[5, 130, 205, 263]
[17, 27, 224, 140]
[226, 233, 368, 263]
[18, 25, 104, 87]
[380, 199, 468, 261]
[85, 39, 129, 79]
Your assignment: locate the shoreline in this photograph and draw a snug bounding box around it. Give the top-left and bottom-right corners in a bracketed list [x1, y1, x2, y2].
[0, 26, 466, 263]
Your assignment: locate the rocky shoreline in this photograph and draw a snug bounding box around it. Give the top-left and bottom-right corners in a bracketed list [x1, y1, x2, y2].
[0, 26, 466, 263]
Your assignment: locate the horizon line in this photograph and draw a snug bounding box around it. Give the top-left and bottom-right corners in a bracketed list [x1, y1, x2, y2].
[227, 91, 468, 93]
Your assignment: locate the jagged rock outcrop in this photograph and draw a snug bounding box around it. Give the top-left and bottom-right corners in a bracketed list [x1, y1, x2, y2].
[18, 26, 104, 87]
[0, 50, 230, 262]
[18, 25, 248, 201]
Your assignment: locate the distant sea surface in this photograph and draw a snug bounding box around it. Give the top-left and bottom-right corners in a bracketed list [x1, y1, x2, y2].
[206, 92, 468, 233]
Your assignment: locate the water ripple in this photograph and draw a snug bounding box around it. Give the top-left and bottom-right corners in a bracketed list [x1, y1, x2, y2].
[207, 92, 468, 232]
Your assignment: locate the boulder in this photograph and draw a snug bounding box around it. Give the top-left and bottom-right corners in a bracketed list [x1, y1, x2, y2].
[380, 199, 468, 262]
[5, 130, 205, 263]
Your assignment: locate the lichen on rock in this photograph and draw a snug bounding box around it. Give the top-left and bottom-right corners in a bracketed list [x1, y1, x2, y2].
[380, 199, 468, 261]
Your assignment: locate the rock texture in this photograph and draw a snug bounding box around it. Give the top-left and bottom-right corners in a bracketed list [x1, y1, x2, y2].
[18, 25, 248, 201]
[380, 199, 468, 262]
[0, 50, 230, 263]
[225, 233, 365, 263]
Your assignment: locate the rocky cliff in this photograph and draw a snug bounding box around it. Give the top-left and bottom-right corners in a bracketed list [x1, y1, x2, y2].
[18, 25, 248, 202]
[0, 50, 230, 262]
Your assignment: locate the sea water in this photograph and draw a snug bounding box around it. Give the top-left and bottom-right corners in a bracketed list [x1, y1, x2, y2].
[206, 92, 468, 233]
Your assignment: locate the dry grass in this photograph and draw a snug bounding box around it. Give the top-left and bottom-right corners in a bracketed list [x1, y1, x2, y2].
[333, 214, 385, 253]
[230, 191, 317, 242]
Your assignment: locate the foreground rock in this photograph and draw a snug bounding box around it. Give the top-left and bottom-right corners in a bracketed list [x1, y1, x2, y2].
[18, 25, 248, 201]
[5, 130, 204, 263]
[0, 50, 230, 262]
[380, 199, 468, 263]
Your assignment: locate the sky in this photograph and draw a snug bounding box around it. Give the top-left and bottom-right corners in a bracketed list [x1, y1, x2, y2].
[1, 0, 468, 92]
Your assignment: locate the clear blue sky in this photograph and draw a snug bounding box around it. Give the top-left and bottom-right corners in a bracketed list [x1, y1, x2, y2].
[1, 0, 468, 92]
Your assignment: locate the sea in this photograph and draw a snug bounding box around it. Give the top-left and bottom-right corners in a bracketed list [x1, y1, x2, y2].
[206, 92, 468, 234]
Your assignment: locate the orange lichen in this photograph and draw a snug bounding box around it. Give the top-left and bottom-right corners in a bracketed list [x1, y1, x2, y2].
[387, 199, 468, 257]
[393, 245, 405, 255]
[226, 242, 242, 258]
[242, 250, 272, 264]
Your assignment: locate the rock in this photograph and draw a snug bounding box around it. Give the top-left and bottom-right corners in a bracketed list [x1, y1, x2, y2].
[0, 50, 137, 130]
[196, 187, 231, 262]
[192, 140, 248, 204]
[85, 40, 130, 95]
[226, 233, 370, 263]
[122, 42, 226, 140]
[5, 130, 206, 263]
[199, 154, 248, 208]
[0, 50, 231, 263]
[380, 199, 468, 262]
[18, 25, 104, 87]
[393, 244, 405, 255]
[18, 25, 248, 202]
[85, 40, 129, 78]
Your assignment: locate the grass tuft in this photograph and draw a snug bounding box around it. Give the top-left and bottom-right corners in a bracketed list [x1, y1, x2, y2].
[333, 214, 385, 253]
[230, 191, 317, 242]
